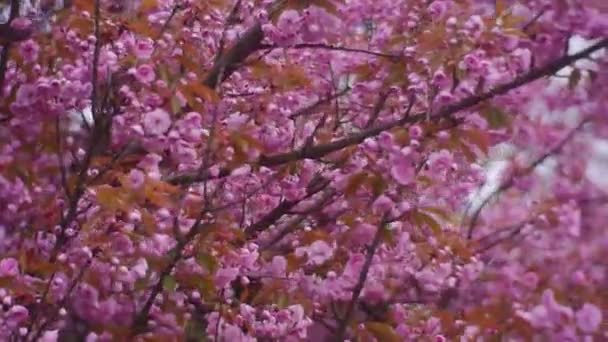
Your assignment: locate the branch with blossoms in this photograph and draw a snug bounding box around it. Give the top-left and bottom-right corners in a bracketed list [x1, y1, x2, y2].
[465, 116, 591, 239]
[335, 217, 388, 340]
[166, 38, 608, 186]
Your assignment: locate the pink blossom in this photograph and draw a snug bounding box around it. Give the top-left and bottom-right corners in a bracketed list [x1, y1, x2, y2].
[126, 169, 145, 189]
[295, 240, 333, 265]
[134, 64, 156, 84]
[39, 330, 59, 342]
[215, 267, 240, 288]
[6, 305, 29, 328]
[270, 255, 287, 276]
[0, 257, 19, 277]
[10, 17, 32, 33]
[19, 40, 39, 63]
[391, 152, 415, 185]
[409, 125, 423, 139]
[576, 303, 602, 333]
[372, 195, 394, 214]
[428, 1, 448, 20]
[143, 108, 171, 136]
[133, 38, 154, 60]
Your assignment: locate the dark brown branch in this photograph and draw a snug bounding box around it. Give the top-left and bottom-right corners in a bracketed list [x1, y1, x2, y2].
[335, 220, 386, 340]
[0, 0, 21, 90]
[261, 189, 336, 250]
[365, 89, 392, 128]
[289, 88, 350, 119]
[203, 23, 264, 88]
[522, 9, 546, 33]
[215, 0, 243, 63]
[258, 39, 608, 165]
[90, 0, 102, 118]
[244, 175, 330, 238]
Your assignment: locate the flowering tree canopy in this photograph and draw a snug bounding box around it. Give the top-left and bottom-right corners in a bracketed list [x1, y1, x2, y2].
[1, 0, 608, 340]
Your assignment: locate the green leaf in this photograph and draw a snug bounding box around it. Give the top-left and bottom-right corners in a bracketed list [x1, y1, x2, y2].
[196, 253, 218, 273]
[163, 275, 177, 292]
[185, 317, 208, 342]
[481, 104, 511, 129]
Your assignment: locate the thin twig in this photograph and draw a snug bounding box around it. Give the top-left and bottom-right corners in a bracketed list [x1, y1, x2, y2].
[260, 43, 402, 60]
[465, 118, 589, 239]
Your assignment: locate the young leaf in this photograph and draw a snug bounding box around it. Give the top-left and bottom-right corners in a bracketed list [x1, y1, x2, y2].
[162, 274, 177, 292]
[365, 322, 401, 342]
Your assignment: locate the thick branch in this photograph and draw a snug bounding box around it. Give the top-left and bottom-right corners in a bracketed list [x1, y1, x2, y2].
[203, 23, 264, 88]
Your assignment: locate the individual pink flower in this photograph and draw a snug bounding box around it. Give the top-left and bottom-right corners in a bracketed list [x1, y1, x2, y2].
[6, 305, 29, 328]
[10, 17, 32, 31]
[409, 125, 423, 139]
[133, 38, 154, 60]
[576, 303, 602, 333]
[512, 48, 532, 72]
[126, 169, 145, 189]
[270, 255, 287, 277]
[295, 240, 333, 266]
[223, 324, 249, 341]
[134, 64, 156, 84]
[428, 1, 448, 20]
[517, 305, 551, 329]
[215, 267, 239, 288]
[143, 108, 171, 136]
[19, 39, 39, 63]
[0, 257, 19, 277]
[39, 330, 59, 342]
[391, 152, 415, 185]
[350, 223, 376, 246]
[372, 195, 394, 214]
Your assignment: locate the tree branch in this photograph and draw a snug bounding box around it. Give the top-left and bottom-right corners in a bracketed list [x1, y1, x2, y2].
[203, 23, 264, 88]
[166, 38, 608, 186]
[260, 43, 402, 60]
[0, 0, 21, 91]
[335, 219, 386, 340]
[466, 117, 589, 239]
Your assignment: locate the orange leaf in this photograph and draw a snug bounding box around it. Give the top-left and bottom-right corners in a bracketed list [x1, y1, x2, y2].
[182, 82, 220, 103]
[365, 322, 401, 342]
[344, 172, 368, 197]
[96, 185, 130, 212]
[463, 128, 490, 155]
[139, 0, 158, 12]
[129, 18, 156, 38]
[74, 0, 94, 12]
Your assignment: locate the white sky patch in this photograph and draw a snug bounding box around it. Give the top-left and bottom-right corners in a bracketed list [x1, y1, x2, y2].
[467, 36, 608, 211]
